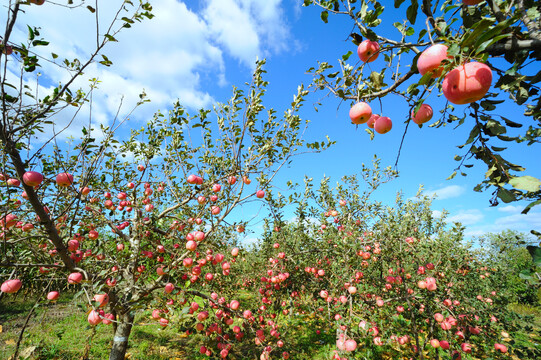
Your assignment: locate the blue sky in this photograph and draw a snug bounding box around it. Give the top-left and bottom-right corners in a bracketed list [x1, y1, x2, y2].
[8, 0, 541, 241]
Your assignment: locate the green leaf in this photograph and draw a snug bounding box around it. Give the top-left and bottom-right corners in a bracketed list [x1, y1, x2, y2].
[406, 0, 418, 25]
[501, 116, 522, 128]
[394, 0, 406, 8]
[342, 51, 353, 61]
[461, 18, 494, 49]
[527, 246, 541, 266]
[321, 10, 329, 23]
[485, 119, 506, 136]
[522, 199, 541, 214]
[519, 269, 533, 280]
[447, 171, 457, 180]
[509, 176, 541, 192]
[497, 188, 516, 203]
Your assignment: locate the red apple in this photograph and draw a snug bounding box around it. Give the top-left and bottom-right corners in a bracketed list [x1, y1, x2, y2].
[411, 104, 433, 125]
[357, 39, 380, 63]
[23, 171, 43, 187]
[374, 116, 392, 134]
[68, 272, 83, 284]
[47, 291, 59, 300]
[345, 339, 357, 351]
[417, 44, 449, 78]
[349, 102, 372, 124]
[494, 343, 508, 353]
[256, 190, 265, 198]
[430, 339, 440, 348]
[1, 279, 22, 293]
[367, 114, 379, 128]
[93, 293, 109, 307]
[56, 173, 74, 187]
[442, 62, 492, 104]
[88, 310, 102, 325]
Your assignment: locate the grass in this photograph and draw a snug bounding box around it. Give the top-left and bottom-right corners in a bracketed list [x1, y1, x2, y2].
[1, 294, 540, 360]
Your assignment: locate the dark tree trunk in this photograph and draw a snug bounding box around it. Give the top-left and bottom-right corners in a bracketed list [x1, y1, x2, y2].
[108, 311, 135, 360]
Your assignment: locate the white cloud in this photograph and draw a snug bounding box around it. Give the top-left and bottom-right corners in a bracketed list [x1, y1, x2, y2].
[423, 185, 466, 200]
[432, 210, 442, 218]
[6, 0, 291, 143]
[497, 205, 523, 213]
[447, 209, 484, 226]
[203, 0, 290, 67]
[461, 207, 541, 238]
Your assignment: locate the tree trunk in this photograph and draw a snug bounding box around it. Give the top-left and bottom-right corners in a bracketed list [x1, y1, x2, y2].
[108, 311, 135, 360]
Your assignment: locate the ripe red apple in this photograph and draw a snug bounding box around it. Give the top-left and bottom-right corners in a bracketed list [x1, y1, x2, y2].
[442, 62, 492, 104]
[7, 178, 21, 187]
[430, 339, 440, 348]
[374, 116, 392, 134]
[256, 190, 265, 198]
[1, 279, 22, 293]
[494, 343, 508, 353]
[164, 283, 175, 294]
[349, 102, 372, 124]
[357, 39, 380, 63]
[417, 44, 449, 78]
[47, 291, 60, 300]
[88, 310, 102, 326]
[345, 339, 357, 351]
[463, 0, 483, 5]
[93, 293, 109, 307]
[440, 340, 450, 350]
[56, 173, 74, 187]
[23, 171, 43, 187]
[411, 104, 433, 124]
[367, 114, 380, 129]
[68, 272, 83, 284]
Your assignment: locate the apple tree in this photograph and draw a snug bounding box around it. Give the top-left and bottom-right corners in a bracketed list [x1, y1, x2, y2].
[303, 0, 541, 214]
[0, 1, 333, 359]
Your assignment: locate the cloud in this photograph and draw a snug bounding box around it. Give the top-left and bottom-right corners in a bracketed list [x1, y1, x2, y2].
[203, 0, 290, 67]
[6, 0, 291, 143]
[497, 205, 523, 213]
[432, 210, 442, 218]
[446, 209, 484, 226]
[423, 185, 466, 200]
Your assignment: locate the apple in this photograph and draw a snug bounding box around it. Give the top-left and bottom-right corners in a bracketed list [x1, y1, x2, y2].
[164, 283, 175, 294]
[93, 293, 109, 307]
[159, 318, 169, 327]
[7, 178, 21, 187]
[88, 310, 102, 326]
[231, 247, 239, 257]
[494, 343, 508, 353]
[442, 62, 492, 104]
[256, 190, 265, 198]
[23, 171, 43, 187]
[411, 104, 433, 124]
[463, 0, 483, 5]
[349, 102, 372, 124]
[1, 43, 13, 55]
[68, 272, 83, 284]
[374, 116, 392, 134]
[430, 339, 440, 348]
[417, 44, 449, 78]
[461, 343, 472, 353]
[47, 291, 60, 300]
[1, 279, 22, 293]
[56, 172, 74, 187]
[344, 339, 357, 352]
[367, 114, 379, 129]
[230, 300, 240, 310]
[102, 313, 114, 325]
[357, 39, 380, 63]
[440, 340, 450, 350]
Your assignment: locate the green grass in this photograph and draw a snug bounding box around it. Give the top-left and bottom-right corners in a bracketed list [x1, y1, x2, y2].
[1, 294, 540, 360]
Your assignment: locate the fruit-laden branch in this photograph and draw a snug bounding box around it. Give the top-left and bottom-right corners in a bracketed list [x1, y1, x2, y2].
[0, 263, 64, 268]
[1, 130, 76, 272]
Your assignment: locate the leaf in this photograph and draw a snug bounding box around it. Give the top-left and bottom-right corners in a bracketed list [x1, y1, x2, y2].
[497, 188, 516, 203]
[509, 176, 541, 192]
[522, 199, 541, 214]
[485, 119, 506, 136]
[87, 5, 96, 13]
[501, 116, 523, 128]
[321, 10, 329, 23]
[342, 51, 353, 61]
[526, 246, 541, 266]
[519, 269, 533, 280]
[461, 18, 494, 49]
[447, 171, 457, 180]
[394, 0, 406, 8]
[406, 0, 418, 25]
